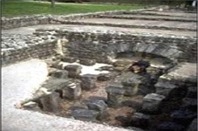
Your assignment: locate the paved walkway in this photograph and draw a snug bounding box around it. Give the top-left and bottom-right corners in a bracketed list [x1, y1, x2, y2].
[68, 18, 196, 31]
[2, 59, 131, 131]
[2, 24, 196, 37]
[99, 14, 196, 22]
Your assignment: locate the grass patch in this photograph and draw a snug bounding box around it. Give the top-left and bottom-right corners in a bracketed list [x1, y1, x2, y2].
[2, 1, 144, 17]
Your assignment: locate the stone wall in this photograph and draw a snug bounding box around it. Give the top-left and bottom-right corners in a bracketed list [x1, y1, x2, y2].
[2, 40, 57, 65]
[58, 30, 196, 63]
[2, 8, 150, 30]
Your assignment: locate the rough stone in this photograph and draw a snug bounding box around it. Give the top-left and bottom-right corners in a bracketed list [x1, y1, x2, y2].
[79, 59, 96, 66]
[22, 101, 41, 111]
[86, 99, 107, 112]
[186, 87, 197, 98]
[62, 82, 81, 100]
[142, 93, 165, 113]
[81, 74, 97, 90]
[61, 57, 77, 63]
[155, 81, 178, 98]
[48, 68, 68, 79]
[157, 122, 185, 131]
[182, 98, 197, 111]
[113, 60, 131, 67]
[130, 112, 150, 129]
[64, 65, 82, 78]
[187, 118, 197, 131]
[42, 78, 71, 91]
[39, 92, 61, 113]
[106, 84, 125, 95]
[71, 109, 99, 122]
[97, 73, 113, 81]
[171, 109, 197, 125]
[160, 63, 196, 84]
[97, 66, 114, 71]
[106, 93, 123, 107]
[121, 95, 143, 110]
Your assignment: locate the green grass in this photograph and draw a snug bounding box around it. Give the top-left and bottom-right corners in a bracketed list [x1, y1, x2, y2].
[2, 1, 144, 17]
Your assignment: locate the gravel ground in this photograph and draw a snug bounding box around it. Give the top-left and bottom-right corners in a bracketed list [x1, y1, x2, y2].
[2, 59, 133, 131]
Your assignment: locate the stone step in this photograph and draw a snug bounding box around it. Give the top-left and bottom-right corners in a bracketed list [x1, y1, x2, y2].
[142, 93, 165, 114]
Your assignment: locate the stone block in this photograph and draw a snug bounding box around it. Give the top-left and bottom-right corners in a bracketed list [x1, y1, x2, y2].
[61, 57, 77, 63]
[79, 59, 96, 66]
[121, 73, 152, 95]
[81, 74, 97, 90]
[112, 59, 131, 67]
[42, 78, 70, 91]
[121, 95, 143, 110]
[155, 81, 178, 98]
[106, 92, 123, 107]
[62, 82, 81, 100]
[130, 112, 150, 129]
[97, 73, 113, 81]
[39, 92, 61, 113]
[186, 87, 197, 98]
[86, 99, 107, 112]
[22, 101, 41, 111]
[106, 84, 125, 95]
[97, 66, 114, 71]
[182, 98, 197, 111]
[48, 68, 68, 79]
[171, 109, 197, 125]
[157, 122, 185, 131]
[142, 93, 165, 113]
[71, 109, 99, 122]
[64, 65, 82, 78]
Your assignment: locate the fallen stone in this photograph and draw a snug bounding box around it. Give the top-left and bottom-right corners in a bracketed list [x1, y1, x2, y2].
[39, 92, 61, 113]
[61, 57, 77, 63]
[86, 99, 107, 112]
[187, 118, 197, 131]
[79, 59, 96, 66]
[159, 63, 196, 84]
[121, 95, 143, 110]
[157, 122, 185, 131]
[22, 101, 41, 111]
[48, 68, 68, 79]
[106, 84, 125, 95]
[42, 78, 71, 91]
[130, 112, 150, 129]
[121, 73, 152, 95]
[71, 109, 99, 122]
[142, 93, 165, 113]
[62, 82, 81, 100]
[113, 59, 131, 67]
[186, 86, 197, 98]
[97, 73, 113, 81]
[81, 74, 97, 90]
[155, 81, 178, 98]
[97, 66, 114, 71]
[64, 65, 82, 78]
[106, 93, 123, 107]
[182, 98, 197, 111]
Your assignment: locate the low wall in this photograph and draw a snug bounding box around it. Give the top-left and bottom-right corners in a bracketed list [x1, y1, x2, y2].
[2, 40, 57, 65]
[59, 31, 196, 63]
[2, 8, 151, 30]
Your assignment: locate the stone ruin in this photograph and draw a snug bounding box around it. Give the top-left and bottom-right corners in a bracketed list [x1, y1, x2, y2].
[2, 7, 197, 131]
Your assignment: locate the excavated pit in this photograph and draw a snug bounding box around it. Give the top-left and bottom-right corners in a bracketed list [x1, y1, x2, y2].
[18, 51, 196, 131]
[3, 8, 197, 131]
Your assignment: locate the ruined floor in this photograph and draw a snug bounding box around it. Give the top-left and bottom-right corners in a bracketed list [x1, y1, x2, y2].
[2, 7, 197, 131]
[2, 59, 132, 131]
